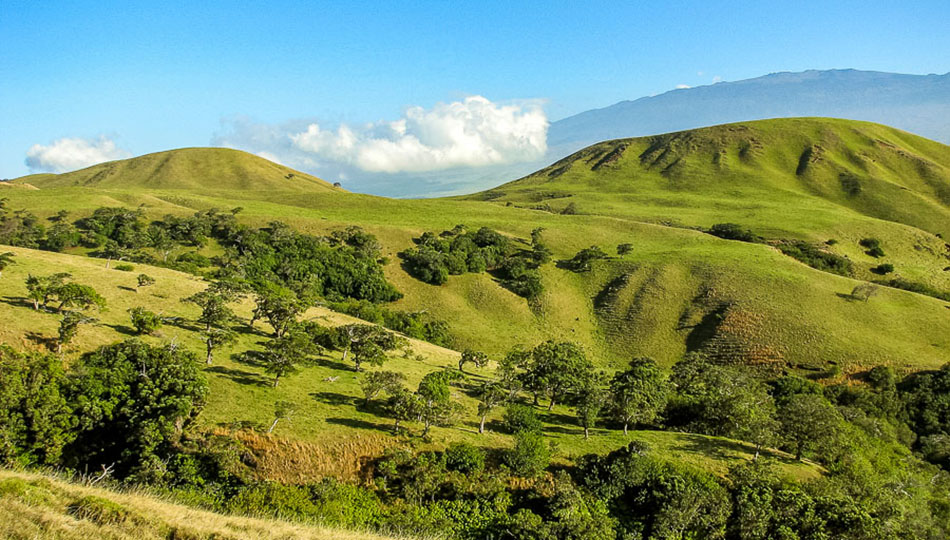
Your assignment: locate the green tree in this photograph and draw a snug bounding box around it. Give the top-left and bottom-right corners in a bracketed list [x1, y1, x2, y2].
[0, 345, 74, 466]
[564, 245, 608, 272]
[360, 370, 406, 405]
[25, 272, 71, 310]
[780, 393, 844, 461]
[506, 431, 553, 477]
[55, 282, 106, 312]
[202, 326, 237, 365]
[458, 349, 489, 373]
[250, 284, 305, 337]
[0, 251, 15, 279]
[416, 370, 463, 437]
[57, 311, 97, 353]
[476, 380, 507, 434]
[521, 341, 593, 410]
[384, 386, 419, 434]
[337, 324, 399, 372]
[617, 243, 633, 256]
[136, 273, 156, 291]
[268, 400, 296, 434]
[66, 339, 208, 481]
[575, 372, 608, 439]
[128, 307, 162, 335]
[147, 224, 176, 263]
[260, 330, 320, 387]
[183, 285, 237, 333]
[610, 357, 669, 435]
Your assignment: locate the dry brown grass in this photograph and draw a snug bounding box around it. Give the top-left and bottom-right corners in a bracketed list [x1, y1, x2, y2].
[0, 469, 415, 540]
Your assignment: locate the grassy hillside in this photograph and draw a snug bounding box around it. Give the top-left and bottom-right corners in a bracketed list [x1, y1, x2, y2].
[3, 120, 950, 372]
[0, 469, 407, 540]
[12, 147, 340, 193]
[0, 246, 823, 483]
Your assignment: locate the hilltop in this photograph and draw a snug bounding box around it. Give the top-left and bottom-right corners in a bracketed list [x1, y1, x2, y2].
[13, 147, 341, 193]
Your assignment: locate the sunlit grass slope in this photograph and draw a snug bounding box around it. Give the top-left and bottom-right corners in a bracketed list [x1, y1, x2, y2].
[0, 469, 408, 540]
[13, 147, 340, 193]
[0, 247, 823, 482]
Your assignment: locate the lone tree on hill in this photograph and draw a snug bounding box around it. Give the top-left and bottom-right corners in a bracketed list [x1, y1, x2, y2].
[268, 400, 297, 434]
[519, 340, 593, 410]
[337, 324, 399, 371]
[128, 307, 163, 335]
[202, 326, 237, 365]
[574, 372, 608, 439]
[260, 329, 321, 387]
[136, 274, 155, 292]
[416, 369, 464, 437]
[250, 283, 305, 337]
[360, 370, 406, 405]
[459, 349, 489, 373]
[476, 380, 508, 434]
[0, 252, 14, 279]
[25, 273, 71, 310]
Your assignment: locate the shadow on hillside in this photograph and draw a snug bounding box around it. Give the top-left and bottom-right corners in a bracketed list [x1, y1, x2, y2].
[669, 432, 802, 466]
[117, 286, 137, 292]
[310, 391, 357, 407]
[313, 356, 351, 372]
[0, 296, 41, 310]
[25, 331, 56, 352]
[104, 323, 138, 336]
[326, 417, 393, 434]
[206, 365, 269, 387]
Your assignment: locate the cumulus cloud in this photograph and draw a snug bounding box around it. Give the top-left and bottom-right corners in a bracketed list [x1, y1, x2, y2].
[290, 96, 547, 173]
[25, 136, 131, 173]
[675, 84, 691, 89]
[215, 96, 548, 176]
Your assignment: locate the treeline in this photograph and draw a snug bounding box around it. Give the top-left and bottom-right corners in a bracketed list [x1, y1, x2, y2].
[400, 225, 551, 299]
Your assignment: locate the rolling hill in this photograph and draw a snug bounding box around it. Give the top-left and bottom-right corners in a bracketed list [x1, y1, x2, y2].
[13, 147, 341, 193]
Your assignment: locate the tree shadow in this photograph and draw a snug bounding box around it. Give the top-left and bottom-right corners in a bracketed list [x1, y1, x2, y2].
[25, 331, 56, 352]
[1, 296, 42, 310]
[325, 417, 395, 434]
[162, 316, 200, 332]
[313, 356, 351, 371]
[117, 286, 137, 292]
[835, 292, 861, 302]
[310, 391, 357, 407]
[205, 365, 270, 387]
[232, 349, 269, 368]
[669, 432, 802, 466]
[104, 323, 138, 336]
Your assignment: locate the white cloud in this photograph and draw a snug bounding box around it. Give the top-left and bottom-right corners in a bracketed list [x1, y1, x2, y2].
[289, 96, 548, 173]
[676, 84, 691, 89]
[712, 75, 723, 83]
[25, 136, 130, 173]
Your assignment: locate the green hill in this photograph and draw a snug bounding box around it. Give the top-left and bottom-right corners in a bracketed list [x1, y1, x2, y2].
[13, 147, 341, 193]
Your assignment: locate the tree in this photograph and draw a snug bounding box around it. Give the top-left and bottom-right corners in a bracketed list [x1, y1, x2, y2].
[202, 326, 237, 365]
[183, 285, 237, 333]
[520, 341, 593, 410]
[459, 349, 489, 373]
[610, 357, 669, 435]
[128, 307, 162, 335]
[57, 311, 97, 353]
[476, 380, 507, 434]
[574, 372, 608, 439]
[261, 330, 320, 387]
[250, 284, 305, 337]
[136, 274, 156, 291]
[563, 246, 608, 272]
[416, 370, 463, 437]
[0, 251, 14, 279]
[55, 283, 106, 312]
[850, 283, 879, 302]
[385, 387, 419, 434]
[505, 431, 553, 477]
[147, 224, 176, 263]
[25, 272, 71, 310]
[0, 345, 74, 466]
[617, 243, 633, 256]
[360, 370, 406, 405]
[780, 393, 843, 461]
[101, 239, 131, 269]
[66, 339, 208, 481]
[337, 324, 399, 371]
[268, 400, 296, 434]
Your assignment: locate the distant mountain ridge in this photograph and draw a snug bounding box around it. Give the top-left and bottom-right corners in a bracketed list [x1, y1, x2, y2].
[549, 69, 950, 151]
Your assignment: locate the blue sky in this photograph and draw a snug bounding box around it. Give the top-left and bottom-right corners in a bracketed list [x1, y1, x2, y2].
[2, 0, 949, 189]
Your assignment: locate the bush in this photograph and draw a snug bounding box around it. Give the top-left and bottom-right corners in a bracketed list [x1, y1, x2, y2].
[871, 263, 894, 275]
[128, 306, 163, 335]
[503, 403, 542, 434]
[445, 442, 486, 474]
[708, 223, 759, 242]
[778, 241, 853, 276]
[68, 495, 141, 526]
[866, 246, 885, 258]
[505, 431, 552, 477]
[114, 263, 135, 271]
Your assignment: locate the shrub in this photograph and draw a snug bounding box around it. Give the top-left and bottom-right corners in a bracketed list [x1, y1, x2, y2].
[128, 306, 163, 335]
[503, 403, 542, 434]
[866, 246, 885, 258]
[445, 442, 486, 474]
[68, 495, 140, 526]
[708, 223, 759, 242]
[779, 241, 853, 276]
[505, 431, 552, 477]
[114, 263, 135, 271]
[859, 237, 881, 250]
[871, 263, 894, 275]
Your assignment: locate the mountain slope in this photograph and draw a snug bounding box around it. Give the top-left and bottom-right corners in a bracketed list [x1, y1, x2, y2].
[12, 147, 341, 192]
[549, 69, 950, 152]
